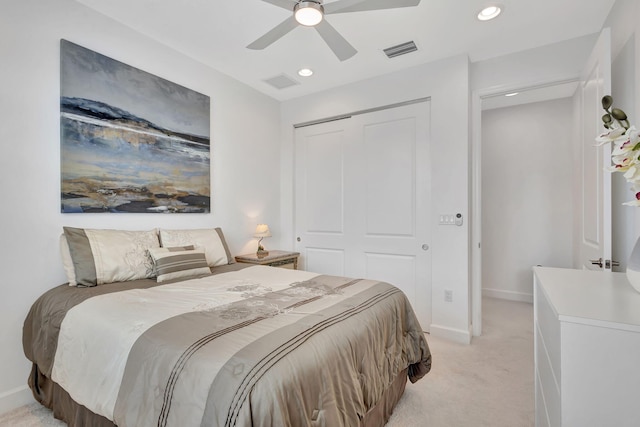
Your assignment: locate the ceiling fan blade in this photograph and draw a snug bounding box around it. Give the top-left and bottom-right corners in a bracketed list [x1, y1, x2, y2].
[323, 0, 367, 14]
[326, 0, 421, 14]
[247, 17, 298, 50]
[315, 20, 357, 61]
[260, 0, 298, 11]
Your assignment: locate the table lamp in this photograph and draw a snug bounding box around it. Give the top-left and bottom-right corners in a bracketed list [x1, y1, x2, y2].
[254, 224, 271, 257]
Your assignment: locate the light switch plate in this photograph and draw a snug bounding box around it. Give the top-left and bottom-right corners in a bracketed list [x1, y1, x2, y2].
[439, 213, 463, 226]
[439, 214, 456, 225]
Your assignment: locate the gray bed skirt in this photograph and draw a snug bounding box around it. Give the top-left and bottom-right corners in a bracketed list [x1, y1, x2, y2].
[29, 363, 115, 427]
[28, 363, 408, 427]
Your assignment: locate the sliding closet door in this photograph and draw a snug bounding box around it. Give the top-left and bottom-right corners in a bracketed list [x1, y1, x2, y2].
[294, 101, 431, 330]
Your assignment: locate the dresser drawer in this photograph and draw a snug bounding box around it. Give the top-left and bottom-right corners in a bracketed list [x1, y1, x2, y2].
[535, 280, 561, 387]
[535, 374, 550, 427]
[535, 325, 560, 427]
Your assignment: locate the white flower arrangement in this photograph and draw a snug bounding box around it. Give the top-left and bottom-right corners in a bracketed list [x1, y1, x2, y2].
[596, 95, 640, 205]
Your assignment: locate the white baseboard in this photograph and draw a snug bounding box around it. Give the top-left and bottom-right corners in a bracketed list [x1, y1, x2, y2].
[429, 324, 472, 344]
[483, 288, 533, 304]
[0, 385, 33, 416]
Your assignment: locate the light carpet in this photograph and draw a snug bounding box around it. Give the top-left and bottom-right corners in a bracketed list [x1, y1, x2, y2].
[387, 297, 534, 427]
[0, 297, 533, 427]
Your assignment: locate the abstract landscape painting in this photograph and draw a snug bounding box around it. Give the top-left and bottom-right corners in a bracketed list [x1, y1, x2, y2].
[60, 40, 210, 213]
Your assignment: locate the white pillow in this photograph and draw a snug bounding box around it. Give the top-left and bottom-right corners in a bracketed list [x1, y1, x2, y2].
[63, 227, 160, 286]
[159, 228, 232, 267]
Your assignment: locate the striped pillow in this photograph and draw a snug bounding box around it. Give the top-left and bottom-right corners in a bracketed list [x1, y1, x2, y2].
[148, 246, 211, 283]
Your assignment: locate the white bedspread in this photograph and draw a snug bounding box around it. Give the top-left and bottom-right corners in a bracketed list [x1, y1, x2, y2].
[51, 266, 318, 420]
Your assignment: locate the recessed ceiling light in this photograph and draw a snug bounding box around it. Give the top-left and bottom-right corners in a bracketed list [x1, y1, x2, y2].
[477, 5, 502, 21]
[298, 68, 314, 77]
[505, 92, 519, 97]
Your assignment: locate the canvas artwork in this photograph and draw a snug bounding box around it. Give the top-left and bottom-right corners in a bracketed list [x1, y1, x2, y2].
[60, 40, 211, 213]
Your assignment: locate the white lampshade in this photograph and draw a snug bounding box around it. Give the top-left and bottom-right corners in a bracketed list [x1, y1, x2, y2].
[294, 2, 324, 26]
[254, 224, 272, 238]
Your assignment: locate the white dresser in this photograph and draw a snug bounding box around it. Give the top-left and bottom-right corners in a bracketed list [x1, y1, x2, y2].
[533, 267, 640, 427]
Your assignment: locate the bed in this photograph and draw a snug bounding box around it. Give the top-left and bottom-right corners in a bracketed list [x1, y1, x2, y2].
[23, 227, 431, 427]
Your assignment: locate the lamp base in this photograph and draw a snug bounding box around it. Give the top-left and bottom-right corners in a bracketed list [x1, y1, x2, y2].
[256, 250, 269, 258]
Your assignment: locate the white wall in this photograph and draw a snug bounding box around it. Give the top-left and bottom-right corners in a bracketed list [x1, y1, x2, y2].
[280, 55, 472, 343]
[471, 35, 598, 93]
[481, 99, 574, 301]
[0, 0, 282, 413]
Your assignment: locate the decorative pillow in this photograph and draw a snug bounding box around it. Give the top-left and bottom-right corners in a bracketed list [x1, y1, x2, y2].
[158, 228, 234, 267]
[63, 227, 160, 286]
[148, 246, 211, 283]
[60, 234, 77, 286]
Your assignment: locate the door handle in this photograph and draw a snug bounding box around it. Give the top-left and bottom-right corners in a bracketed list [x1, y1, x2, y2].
[606, 259, 620, 269]
[297, 237, 301, 242]
[590, 258, 621, 269]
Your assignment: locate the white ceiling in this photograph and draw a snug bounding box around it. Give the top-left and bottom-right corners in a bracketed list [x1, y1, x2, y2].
[74, 0, 616, 102]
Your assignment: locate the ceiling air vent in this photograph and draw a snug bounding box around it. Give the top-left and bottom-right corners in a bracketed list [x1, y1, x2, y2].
[383, 41, 418, 59]
[263, 74, 300, 90]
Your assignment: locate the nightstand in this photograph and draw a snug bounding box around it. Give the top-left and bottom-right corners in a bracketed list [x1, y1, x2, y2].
[235, 250, 300, 270]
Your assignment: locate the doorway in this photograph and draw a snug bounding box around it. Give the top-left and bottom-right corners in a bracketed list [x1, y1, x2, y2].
[471, 79, 580, 336]
[481, 95, 575, 301]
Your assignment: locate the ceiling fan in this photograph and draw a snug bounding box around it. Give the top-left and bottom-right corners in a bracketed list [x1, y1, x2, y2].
[247, 0, 422, 61]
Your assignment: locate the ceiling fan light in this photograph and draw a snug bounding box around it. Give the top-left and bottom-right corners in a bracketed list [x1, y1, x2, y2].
[294, 2, 324, 27]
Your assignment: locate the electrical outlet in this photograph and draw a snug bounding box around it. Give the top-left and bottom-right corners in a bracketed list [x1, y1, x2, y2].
[444, 289, 453, 303]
